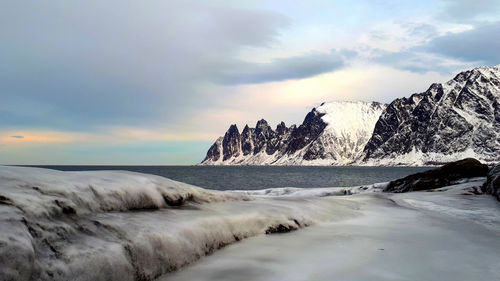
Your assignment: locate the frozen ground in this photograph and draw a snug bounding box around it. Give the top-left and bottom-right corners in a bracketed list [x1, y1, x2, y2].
[0, 166, 498, 281]
[163, 181, 500, 281]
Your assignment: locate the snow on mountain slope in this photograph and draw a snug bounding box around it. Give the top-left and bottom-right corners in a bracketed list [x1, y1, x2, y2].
[201, 101, 386, 165]
[307, 101, 386, 164]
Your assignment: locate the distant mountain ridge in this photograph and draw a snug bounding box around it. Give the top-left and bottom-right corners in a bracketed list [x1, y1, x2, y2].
[201, 65, 500, 166]
[201, 101, 386, 165]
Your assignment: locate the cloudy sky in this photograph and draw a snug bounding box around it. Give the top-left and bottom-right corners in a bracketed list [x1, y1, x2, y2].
[1, 0, 499, 164]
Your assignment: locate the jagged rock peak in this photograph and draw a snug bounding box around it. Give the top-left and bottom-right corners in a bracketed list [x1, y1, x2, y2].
[201, 101, 386, 165]
[256, 119, 270, 129]
[202, 137, 223, 163]
[276, 121, 288, 134]
[222, 124, 241, 161]
[226, 124, 239, 134]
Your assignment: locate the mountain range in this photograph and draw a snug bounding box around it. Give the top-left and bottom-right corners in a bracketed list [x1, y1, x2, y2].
[201, 65, 500, 166]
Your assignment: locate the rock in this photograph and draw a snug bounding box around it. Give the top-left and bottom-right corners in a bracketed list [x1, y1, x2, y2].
[265, 223, 298, 234]
[384, 158, 489, 193]
[482, 164, 500, 201]
[222, 124, 241, 161]
[202, 137, 223, 162]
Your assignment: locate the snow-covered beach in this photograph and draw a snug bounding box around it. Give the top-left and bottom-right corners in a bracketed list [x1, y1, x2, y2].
[1, 166, 499, 281]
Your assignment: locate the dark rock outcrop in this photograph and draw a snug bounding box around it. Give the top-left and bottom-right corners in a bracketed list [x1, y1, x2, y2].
[222, 125, 241, 161]
[482, 164, 500, 201]
[241, 125, 255, 156]
[265, 223, 299, 234]
[201, 107, 328, 164]
[204, 137, 223, 162]
[384, 158, 489, 192]
[286, 108, 327, 156]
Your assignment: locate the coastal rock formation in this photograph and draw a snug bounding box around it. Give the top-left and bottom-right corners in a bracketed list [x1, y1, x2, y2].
[201, 101, 386, 165]
[384, 158, 488, 193]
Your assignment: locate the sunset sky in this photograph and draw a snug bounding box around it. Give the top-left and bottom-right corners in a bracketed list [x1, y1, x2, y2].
[1, 0, 500, 164]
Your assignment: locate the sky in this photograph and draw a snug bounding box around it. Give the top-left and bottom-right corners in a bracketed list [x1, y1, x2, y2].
[1, 0, 500, 165]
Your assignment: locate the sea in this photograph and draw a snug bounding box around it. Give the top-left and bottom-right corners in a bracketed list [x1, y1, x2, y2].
[21, 165, 431, 190]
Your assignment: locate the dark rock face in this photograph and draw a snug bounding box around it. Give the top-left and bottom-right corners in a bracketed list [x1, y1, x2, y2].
[240, 125, 255, 156]
[203, 137, 223, 162]
[364, 66, 500, 164]
[201, 107, 327, 164]
[384, 158, 489, 193]
[286, 108, 327, 157]
[222, 125, 241, 161]
[482, 164, 500, 201]
[254, 119, 274, 154]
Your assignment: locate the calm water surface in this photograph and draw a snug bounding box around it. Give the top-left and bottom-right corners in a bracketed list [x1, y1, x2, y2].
[22, 166, 431, 190]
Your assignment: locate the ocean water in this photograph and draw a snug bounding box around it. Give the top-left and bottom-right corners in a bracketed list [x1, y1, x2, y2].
[20, 165, 431, 190]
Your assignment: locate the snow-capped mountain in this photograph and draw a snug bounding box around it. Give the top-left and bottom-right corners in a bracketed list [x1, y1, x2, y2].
[363, 65, 500, 165]
[201, 65, 500, 166]
[201, 101, 386, 165]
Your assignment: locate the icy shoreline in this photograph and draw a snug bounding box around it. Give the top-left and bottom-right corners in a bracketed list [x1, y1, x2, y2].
[0, 166, 361, 281]
[1, 166, 499, 281]
[165, 181, 500, 281]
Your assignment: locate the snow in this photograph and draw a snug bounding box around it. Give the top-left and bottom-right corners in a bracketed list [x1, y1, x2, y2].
[0, 166, 358, 281]
[317, 101, 384, 140]
[361, 147, 500, 166]
[164, 179, 500, 281]
[233, 182, 388, 197]
[2, 166, 499, 281]
[275, 101, 386, 165]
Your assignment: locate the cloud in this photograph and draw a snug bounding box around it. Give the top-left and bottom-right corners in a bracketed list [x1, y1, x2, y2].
[370, 49, 474, 73]
[2, 0, 500, 164]
[0, 131, 84, 144]
[424, 21, 500, 65]
[195, 64, 452, 135]
[0, 1, 291, 130]
[217, 51, 345, 84]
[357, 20, 494, 73]
[439, 0, 500, 21]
